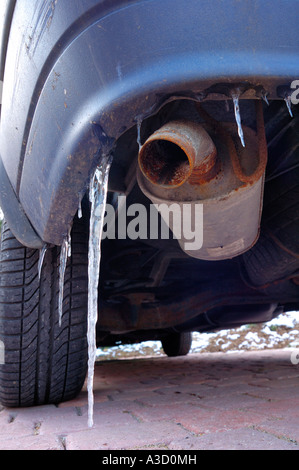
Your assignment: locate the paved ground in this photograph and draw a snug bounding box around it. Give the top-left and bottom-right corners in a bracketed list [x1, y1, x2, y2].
[0, 349, 298, 450]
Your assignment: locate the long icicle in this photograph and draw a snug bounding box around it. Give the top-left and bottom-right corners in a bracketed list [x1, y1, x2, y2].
[87, 153, 112, 428]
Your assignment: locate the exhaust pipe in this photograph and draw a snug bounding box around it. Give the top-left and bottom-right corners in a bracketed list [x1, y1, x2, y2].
[137, 102, 267, 261]
[138, 120, 218, 188]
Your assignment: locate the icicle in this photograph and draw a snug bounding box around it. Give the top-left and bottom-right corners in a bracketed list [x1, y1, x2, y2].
[58, 228, 72, 327]
[78, 194, 83, 219]
[38, 244, 48, 280]
[136, 116, 143, 150]
[67, 228, 71, 257]
[231, 91, 245, 147]
[284, 95, 293, 118]
[261, 91, 269, 106]
[87, 153, 112, 428]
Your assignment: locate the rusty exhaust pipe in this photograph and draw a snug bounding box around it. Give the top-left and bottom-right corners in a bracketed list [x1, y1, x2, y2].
[138, 120, 218, 188]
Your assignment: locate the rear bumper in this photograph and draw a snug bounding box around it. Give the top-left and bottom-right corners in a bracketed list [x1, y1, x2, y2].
[0, 0, 299, 247]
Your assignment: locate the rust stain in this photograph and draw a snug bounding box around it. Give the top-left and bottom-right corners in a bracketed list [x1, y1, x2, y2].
[188, 148, 219, 185]
[27, 130, 37, 157]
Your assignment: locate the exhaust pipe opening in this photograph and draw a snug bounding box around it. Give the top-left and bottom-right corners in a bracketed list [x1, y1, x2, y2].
[139, 139, 192, 188]
[138, 120, 217, 188]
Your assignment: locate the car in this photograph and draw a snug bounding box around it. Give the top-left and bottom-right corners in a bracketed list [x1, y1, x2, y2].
[0, 0, 298, 413]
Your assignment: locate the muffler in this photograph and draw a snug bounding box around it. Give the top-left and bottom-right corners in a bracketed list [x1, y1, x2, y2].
[137, 101, 267, 261]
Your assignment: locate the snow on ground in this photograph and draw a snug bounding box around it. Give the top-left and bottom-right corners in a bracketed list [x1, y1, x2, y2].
[96, 311, 299, 361]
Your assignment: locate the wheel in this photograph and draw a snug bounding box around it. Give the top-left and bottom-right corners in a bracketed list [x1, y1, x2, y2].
[161, 332, 192, 357]
[242, 112, 299, 290]
[0, 212, 89, 407]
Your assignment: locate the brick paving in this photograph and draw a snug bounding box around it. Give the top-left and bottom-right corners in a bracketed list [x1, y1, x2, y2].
[0, 349, 298, 450]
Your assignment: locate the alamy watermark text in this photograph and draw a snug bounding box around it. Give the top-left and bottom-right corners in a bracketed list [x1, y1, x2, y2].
[102, 196, 203, 251]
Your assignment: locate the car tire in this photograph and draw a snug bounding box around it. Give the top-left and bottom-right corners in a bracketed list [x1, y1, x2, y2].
[0, 212, 88, 407]
[242, 142, 299, 288]
[161, 332, 192, 357]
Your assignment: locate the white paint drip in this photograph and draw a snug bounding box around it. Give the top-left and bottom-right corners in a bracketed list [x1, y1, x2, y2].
[87, 154, 112, 428]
